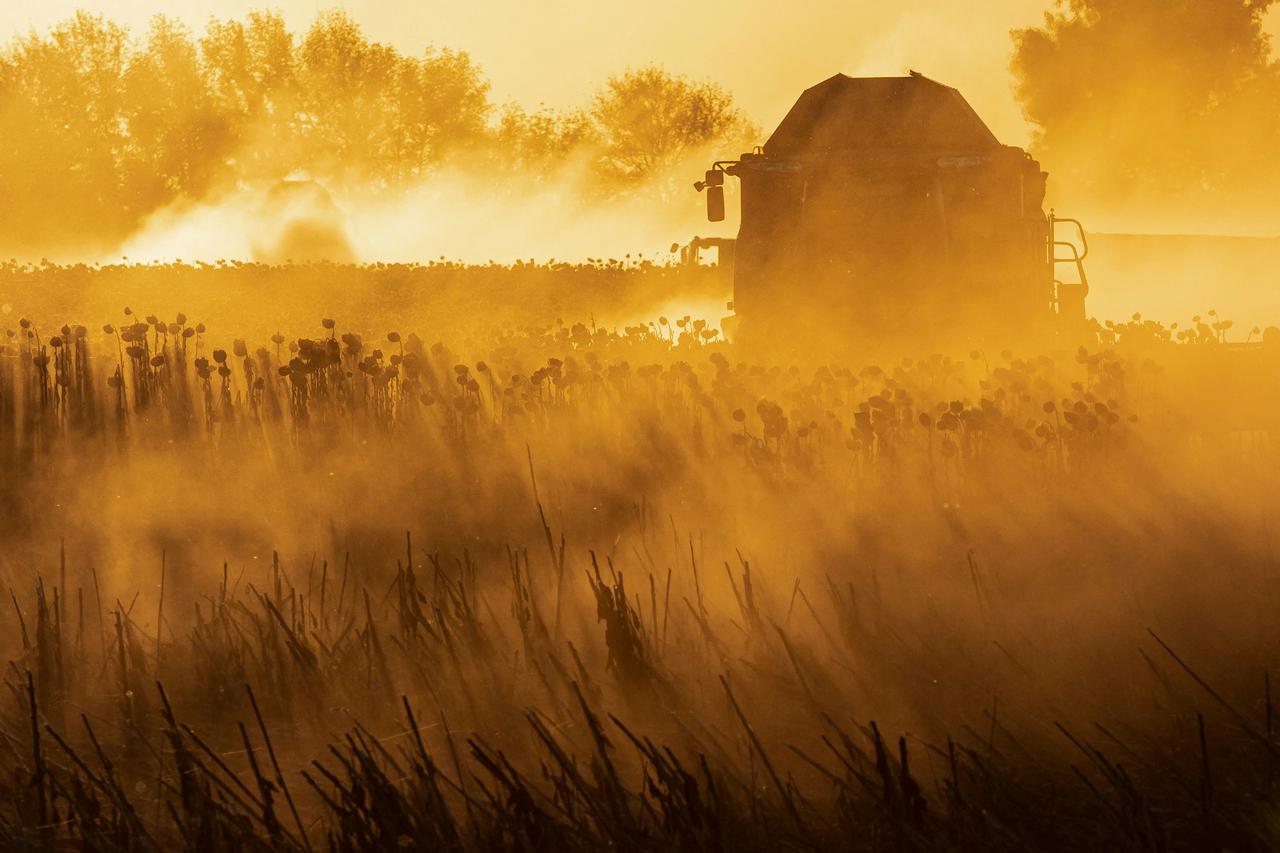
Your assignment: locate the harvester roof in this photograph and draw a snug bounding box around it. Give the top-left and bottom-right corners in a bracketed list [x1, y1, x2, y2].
[764, 73, 1001, 158]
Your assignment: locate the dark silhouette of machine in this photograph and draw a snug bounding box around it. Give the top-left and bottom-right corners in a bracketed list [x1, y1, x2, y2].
[695, 72, 1089, 351]
[252, 179, 355, 265]
[673, 235, 736, 269]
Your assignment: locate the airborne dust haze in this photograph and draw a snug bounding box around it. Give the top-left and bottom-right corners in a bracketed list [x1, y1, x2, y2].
[0, 2, 1278, 851]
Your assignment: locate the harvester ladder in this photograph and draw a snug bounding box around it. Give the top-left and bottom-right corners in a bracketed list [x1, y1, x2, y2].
[1048, 210, 1090, 322]
[1049, 210, 1089, 295]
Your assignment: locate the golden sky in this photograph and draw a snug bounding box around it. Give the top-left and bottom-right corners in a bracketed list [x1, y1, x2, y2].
[1, 1, 1067, 145]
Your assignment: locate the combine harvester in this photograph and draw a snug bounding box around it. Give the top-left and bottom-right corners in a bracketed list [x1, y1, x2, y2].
[691, 72, 1091, 354]
[688, 72, 1279, 431]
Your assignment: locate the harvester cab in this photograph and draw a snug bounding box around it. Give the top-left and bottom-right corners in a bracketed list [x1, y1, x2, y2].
[695, 72, 1092, 353]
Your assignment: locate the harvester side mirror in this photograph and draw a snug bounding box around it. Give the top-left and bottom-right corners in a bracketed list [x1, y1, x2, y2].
[706, 185, 725, 222]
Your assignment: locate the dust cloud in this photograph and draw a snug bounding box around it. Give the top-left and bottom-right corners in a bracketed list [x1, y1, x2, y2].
[109, 160, 741, 269]
[1, 4, 1280, 850]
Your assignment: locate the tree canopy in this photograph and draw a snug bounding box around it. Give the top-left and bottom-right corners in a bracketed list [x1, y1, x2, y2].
[1012, 0, 1280, 227]
[0, 13, 752, 254]
[591, 66, 755, 185]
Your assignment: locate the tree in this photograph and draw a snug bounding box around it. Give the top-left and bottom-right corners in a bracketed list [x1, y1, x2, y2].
[388, 47, 491, 178]
[295, 11, 399, 183]
[0, 12, 133, 248]
[295, 12, 490, 186]
[199, 11, 300, 182]
[123, 16, 231, 211]
[1011, 0, 1280, 224]
[496, 105, 598, 182]
[590, 66, 755, 187]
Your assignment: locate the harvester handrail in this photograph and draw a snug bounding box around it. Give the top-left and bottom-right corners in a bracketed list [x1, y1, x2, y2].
[1051, 216, 1089, 260]
[1052, 240, 1090, 295]
[1052, 240, 1083, 262]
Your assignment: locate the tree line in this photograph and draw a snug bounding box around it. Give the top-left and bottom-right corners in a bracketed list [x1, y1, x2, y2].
[0, 10, 755, 254]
